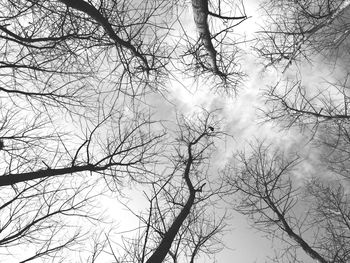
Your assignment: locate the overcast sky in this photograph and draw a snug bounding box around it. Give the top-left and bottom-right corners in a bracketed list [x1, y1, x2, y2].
[129, 1, 347, 262]
[2, 0, 346, 262]
[97, 1, 314, 262]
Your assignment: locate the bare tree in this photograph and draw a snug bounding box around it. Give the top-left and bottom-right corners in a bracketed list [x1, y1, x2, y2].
[0, 90, 164, 261]
[101, 111, 229, 263]
[251, 4, 350, 261]
[261, 76, 350, 180]
[0, 0, 174, 188]
[0, 108, 164, 187]
[0, 1, 174, 260]
[179, 0, 247, 94]
[0, 0, 248, 102]
[254, 1, 350, 176]
[0, 0, 248, 185]
[0, 176, 105, 262]
[109, 188, 227, 263]
[191, 0, 246, 73]
[0, 109, 164, 260]
[0, 0, 250, 261]
[0, 0, 176, 95]
[225, 141, 350, 263]
[255, 0, 350, 70]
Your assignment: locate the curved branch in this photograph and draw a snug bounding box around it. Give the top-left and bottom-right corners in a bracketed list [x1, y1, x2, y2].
[208, 11, 246, 20]
[58, 0, 149, 69]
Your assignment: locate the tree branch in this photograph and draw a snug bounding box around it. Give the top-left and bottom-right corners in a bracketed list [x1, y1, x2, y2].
[58, 0, 149, 69]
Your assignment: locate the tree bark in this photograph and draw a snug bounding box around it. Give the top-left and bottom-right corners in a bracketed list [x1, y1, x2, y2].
[0, 164, 103, 187]
[191, 0, 219, 73]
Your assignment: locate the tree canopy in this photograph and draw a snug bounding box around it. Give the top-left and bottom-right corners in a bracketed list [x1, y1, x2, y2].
[0, 0, 349, 262]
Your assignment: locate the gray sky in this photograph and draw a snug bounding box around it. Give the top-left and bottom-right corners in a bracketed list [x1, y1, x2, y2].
[2, 0, 348, 262]
[131, 1, 347, 262]
[96, 1, 300, 261]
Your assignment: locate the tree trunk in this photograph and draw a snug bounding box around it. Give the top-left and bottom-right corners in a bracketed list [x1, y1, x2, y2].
[191, 0, 219, 73]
